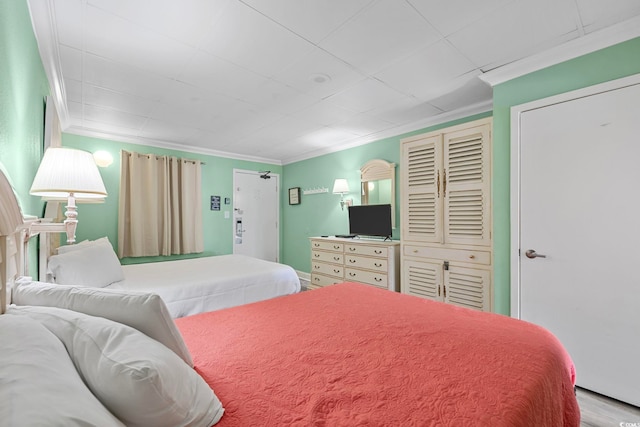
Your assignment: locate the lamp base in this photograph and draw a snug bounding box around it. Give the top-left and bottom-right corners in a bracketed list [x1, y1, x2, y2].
[64, 194, 78, 244]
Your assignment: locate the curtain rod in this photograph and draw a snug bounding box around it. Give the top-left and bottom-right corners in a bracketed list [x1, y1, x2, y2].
[123, 151, 205, 165]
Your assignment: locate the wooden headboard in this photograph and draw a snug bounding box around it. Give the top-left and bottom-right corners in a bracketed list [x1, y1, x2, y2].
[0, 167, 27, 314]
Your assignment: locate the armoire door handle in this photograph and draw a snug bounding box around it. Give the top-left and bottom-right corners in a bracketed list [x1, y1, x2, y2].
[443, 169, 447, 197]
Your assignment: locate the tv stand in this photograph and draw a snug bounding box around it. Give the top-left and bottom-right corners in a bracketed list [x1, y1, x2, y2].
[309, 236, 400, 292]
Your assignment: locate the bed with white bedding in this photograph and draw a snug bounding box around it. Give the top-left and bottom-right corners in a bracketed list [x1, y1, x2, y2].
[108, 255, 301, 317]
[43, 237, 300, 318]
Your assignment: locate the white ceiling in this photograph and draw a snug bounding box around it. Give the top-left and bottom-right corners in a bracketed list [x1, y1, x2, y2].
[28, 0, 640, 164]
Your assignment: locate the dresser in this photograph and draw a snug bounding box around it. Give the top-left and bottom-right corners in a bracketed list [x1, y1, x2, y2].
[309, 237, 400, 291]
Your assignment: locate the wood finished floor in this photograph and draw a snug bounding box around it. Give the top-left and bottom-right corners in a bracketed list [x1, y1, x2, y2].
[577, 387, 640, 427]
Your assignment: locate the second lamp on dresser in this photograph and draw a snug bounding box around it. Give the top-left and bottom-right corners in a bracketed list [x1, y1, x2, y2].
[309, 237, 400, 292]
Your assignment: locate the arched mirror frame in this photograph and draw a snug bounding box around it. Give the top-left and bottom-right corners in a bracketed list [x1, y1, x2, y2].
[360, 159, 396, 228]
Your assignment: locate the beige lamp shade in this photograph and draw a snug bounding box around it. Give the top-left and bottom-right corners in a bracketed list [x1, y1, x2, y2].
[332, 179, 349, 194]
[30, 148, 107, 199]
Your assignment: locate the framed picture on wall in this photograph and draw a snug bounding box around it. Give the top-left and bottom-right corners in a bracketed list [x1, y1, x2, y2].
[210, 195, 221, 211]
[288, 187, 300, 205]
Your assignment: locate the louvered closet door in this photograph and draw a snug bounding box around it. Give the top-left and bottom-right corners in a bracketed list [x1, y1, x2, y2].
[401, 136, 443, 243]
[443, 124, 491, 246]
[402, 259, 442, 300]
[444, 265, 491, 311]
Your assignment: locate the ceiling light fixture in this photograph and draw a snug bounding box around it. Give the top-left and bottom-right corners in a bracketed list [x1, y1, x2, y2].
[309, 73, 331, 84]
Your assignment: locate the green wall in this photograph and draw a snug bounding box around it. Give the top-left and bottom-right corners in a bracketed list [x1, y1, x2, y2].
[3, 0, 638, 311]
[281, 112, 491, 275]
[62, 134, 282, 264]
[0, 0, 49, 276]
[492, 36, 640, 315]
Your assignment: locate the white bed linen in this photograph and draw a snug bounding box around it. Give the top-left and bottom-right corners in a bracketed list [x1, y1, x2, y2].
[107, 254, 301, 318]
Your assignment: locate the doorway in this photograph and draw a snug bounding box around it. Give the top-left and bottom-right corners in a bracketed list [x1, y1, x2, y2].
[232, 169, 279, 262]
[510, 74, 640, 406]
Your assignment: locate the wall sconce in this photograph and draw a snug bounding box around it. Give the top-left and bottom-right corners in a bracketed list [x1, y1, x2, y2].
[30, 147, 108, 244]
[332, 178, 350, 211]
[93, 150, 114, 168]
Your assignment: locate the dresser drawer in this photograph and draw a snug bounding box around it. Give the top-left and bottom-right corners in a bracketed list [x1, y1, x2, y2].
[312, 250, 343, 264]
[403, 245, 491, 265]
[312, 261, 343, 278]
[344, 244, 387, 257]
[344, 268, 388, 289]
[311, 240, 344, 252]
[345, 255, 387, 272]
[310, 273, 343, 289]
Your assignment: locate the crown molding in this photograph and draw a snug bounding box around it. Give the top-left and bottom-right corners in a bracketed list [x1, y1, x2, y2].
[67, 98, 491, 167]
[64, 127, 284, 165]
[27, 0, 70, 129]
[281, 99, 492, 165]
[480, 15, 640, 87]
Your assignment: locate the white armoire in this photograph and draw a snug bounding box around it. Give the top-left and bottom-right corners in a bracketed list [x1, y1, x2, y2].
[400, 117, 493, 312]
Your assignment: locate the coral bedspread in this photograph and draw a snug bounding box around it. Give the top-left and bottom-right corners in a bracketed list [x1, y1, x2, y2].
[176, 282, 580, 426]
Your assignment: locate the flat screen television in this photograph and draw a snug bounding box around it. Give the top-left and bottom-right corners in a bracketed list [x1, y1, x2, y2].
[348, 204, 392, 239]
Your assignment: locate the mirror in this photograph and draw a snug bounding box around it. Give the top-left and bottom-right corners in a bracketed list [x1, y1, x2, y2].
[360, 159, 396, 228]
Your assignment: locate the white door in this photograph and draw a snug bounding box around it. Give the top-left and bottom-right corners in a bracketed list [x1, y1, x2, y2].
[233, 169, 279, 262]
[511, 75, 640, 406]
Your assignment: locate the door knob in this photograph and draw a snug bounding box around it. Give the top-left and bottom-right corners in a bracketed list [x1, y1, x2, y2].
[525, 249, 547, 259]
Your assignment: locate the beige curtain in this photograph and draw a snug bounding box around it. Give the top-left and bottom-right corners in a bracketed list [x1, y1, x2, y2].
[118, 151, 203, 257]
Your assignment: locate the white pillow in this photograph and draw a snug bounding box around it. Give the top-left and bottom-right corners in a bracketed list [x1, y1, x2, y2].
[57, 236, 111, 254]
[12, 279, 193, 366]
[0, 313, 125, 427]
[10, 305, 224, 427]
[48, 240, 124, 287]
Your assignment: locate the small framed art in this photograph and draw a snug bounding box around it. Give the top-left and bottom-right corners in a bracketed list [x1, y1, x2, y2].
[288, 187, 301, 205]
[210, 195, 221, 211]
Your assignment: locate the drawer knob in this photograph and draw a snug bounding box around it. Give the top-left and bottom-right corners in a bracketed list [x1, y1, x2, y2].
[334, 257, 340, 261]
[333, 245, 340, 249]
[314, 243, 320, 247]
[349, 247, 356, 251]
[374, 250, 382, 254]
[314, 254, 320, 257]
[349, 259, 356, 263]
[375, 277, 382, 282]
[314, 265, 320, 269]
[349, 272, 356, 277]
[314, 277, 320, 282]
[374, 263, 382, 267]
[469, 255, 475, 259]
[334, 269, 341, 273]
[413, 249, 418, 253]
